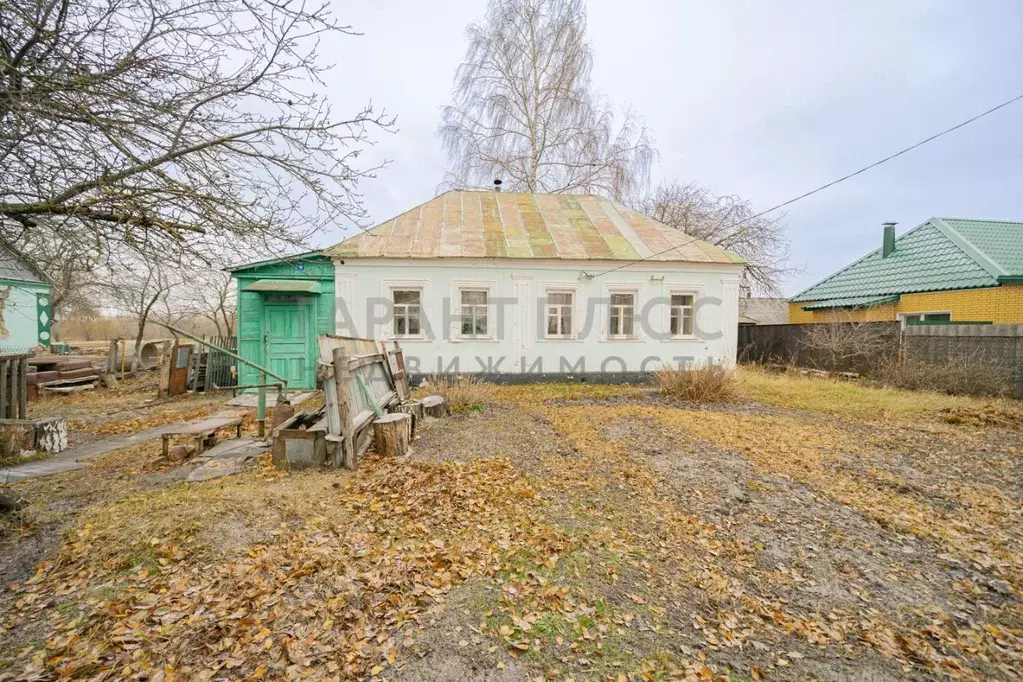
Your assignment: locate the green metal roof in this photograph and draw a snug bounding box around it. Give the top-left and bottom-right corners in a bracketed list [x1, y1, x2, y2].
[801, 295, 900, 310]
[242, 279, 321, 293]
[791, 218, 1023, 304]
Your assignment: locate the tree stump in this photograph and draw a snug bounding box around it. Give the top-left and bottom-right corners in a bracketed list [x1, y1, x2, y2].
[393, 400, 425, 438]
[421, 395, 450, 418]
[373, 413, 411, 457]
[35, 417, 68, 453]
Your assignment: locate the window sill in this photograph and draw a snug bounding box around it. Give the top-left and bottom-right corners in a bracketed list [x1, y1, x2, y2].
[542, 335, 579, 342]
[602, 336, 640, 342]
[667, 335, 699, 341]
[456, 335, 496, 342]
[388, 334, 427, 342]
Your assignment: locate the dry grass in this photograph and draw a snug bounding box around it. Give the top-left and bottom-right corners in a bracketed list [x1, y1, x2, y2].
[419, 374, 498, 413]
[738, 365, 1021, 420]
[655, 362, 739, 403]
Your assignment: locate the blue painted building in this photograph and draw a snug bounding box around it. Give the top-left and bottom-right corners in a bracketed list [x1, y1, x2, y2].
[0, 246, 52, 352]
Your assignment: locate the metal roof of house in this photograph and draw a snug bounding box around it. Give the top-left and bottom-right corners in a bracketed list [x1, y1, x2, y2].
[325, 190, 745, 264]
[791, 218, 1023, 305]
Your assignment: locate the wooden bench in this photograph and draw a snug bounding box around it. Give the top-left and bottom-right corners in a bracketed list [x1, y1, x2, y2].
[161, 415, 244, 458]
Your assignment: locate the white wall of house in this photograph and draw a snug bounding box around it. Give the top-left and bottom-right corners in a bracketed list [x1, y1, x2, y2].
[333, 258, 743, 376]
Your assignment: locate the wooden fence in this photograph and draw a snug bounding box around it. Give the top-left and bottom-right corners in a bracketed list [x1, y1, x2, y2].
[0, 354, 29, 420]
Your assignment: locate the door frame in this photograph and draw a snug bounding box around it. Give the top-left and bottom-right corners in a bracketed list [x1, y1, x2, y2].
[260, 295, 318, 389]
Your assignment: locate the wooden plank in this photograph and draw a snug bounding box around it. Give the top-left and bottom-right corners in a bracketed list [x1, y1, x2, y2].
[332, 346, 356, 470]
[0, 359, 9, 420]
[160, 415, 243, 437]
[392, 341, 410, 402]
[38, 375, 99, 387]
[346, 353, 385, 370]
[18, 356, 27, 419]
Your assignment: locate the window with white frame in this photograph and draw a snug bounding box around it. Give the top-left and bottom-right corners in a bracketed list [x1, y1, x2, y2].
[608, 292, 635, 338]
[392, 289, 422, 336]
[460, 289, 489, 336]
[899, 312, 951, 326]
[545, 291, 573, 337]
[670, 293, 695, 336]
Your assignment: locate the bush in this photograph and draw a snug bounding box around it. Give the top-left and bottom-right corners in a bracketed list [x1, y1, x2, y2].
[655, 362, 739, 403]
[422, 374, 497, 413]
[874, 355, 1012, 397]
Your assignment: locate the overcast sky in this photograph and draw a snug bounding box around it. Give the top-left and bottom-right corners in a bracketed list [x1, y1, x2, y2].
[319, 0, 1023, 296]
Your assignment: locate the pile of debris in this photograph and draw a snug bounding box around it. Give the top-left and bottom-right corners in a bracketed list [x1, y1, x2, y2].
[272, 335, 449, 470]
[28, 356, 103, 397]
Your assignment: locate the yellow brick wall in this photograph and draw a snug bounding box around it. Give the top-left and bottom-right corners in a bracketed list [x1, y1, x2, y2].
[788, 284, 1023, 324]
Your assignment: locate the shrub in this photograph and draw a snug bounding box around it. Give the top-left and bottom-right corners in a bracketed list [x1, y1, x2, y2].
[874, 354, 1012, 397]
[655, 362, 739, 403]
[422, 374, 497, 413]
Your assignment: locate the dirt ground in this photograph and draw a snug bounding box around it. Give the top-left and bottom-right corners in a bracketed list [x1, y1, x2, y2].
[0, 371, 1021, 681]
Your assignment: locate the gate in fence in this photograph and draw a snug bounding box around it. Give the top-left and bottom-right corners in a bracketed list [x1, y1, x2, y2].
[188, 335, 238, 392]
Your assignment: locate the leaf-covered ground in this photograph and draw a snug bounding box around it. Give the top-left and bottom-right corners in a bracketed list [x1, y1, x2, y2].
[1, 371, 1021, 681]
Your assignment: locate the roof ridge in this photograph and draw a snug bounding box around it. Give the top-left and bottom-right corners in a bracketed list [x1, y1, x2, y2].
[929, 217, 1007, 278]
[938, 217, 1023, 225]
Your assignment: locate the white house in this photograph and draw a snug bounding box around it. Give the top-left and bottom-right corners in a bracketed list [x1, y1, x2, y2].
[325, 190, 745, 379]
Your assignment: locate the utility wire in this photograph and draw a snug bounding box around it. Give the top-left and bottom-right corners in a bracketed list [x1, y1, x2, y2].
[591, 91, 1023, 279]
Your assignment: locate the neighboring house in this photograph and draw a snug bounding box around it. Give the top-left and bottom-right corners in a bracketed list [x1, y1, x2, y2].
[228, 253, 336, 389]
[324, 190, 746, 377]
[790, 219, 1023, 325]
[0, 245, 52, 352]
[739, 297, 789, 326]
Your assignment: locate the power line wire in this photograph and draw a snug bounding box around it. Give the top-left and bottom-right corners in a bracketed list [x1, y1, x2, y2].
[592, 90, 1023, 279]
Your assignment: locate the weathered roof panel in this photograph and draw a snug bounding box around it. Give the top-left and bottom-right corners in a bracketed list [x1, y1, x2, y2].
[326, 190, 742, 264]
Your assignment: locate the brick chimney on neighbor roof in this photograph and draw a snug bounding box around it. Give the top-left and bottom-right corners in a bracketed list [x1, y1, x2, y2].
[882, 222, 897, 258]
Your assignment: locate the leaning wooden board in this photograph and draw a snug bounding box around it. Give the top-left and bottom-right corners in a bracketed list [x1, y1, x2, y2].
[160, 414, 244, 458]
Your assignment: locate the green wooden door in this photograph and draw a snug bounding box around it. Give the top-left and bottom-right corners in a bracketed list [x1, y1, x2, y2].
[264, 301, 313, 389]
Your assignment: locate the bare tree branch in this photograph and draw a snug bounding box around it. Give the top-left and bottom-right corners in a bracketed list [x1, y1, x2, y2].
[0, 0, 394, 263]
[639, 181, 793, 294]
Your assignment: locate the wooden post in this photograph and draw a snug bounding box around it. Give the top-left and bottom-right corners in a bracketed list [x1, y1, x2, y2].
[392, 341, 411, 401]
[108, 339, 119, 374]
[0, 358, 8, 420]
[421, 395, 450, 418]
[18, 356, 27, 420]
[373, 413, 411, 457]
[158, 340, 173, 399]
[332, 346, 356, 469]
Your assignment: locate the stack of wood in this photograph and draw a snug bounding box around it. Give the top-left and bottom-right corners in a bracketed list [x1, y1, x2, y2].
[313, 335, 452, 470]
[28, 356, 101, 396]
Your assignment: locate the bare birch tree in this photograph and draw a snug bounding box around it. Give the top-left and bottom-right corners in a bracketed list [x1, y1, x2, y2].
[641, 182, 791, 293]
[440, 0, 653, 200]
[0, 0, 393, 264]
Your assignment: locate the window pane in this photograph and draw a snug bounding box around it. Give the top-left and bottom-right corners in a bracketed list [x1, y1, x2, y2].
[547, 310, 558, 335]
[550, 292, 572, 305]
[562, 309, 572, 335]
[622, 315, 634, 336]
[394, 289, 420, 304]
[609, 309, 620, 335]
[670, 310, 680, 335]
[671, 294, 694, 307]
[923, 313, 950, 322]
[610, 293, 633, 306]
[461, 290, 487, 305]
[395, 316, 406, 335]
[461, 311, 473, 335]
[682, 310, 693, 335]
[475, 310, 488, 335]
[408, 308, 420, 334]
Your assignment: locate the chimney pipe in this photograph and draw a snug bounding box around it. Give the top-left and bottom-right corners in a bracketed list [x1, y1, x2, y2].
[493, 178, 502, 192]
[882, 222, 897, 258]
